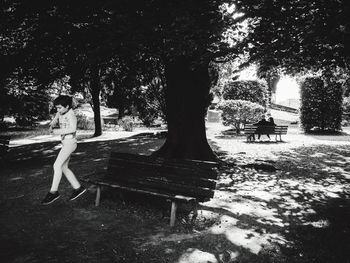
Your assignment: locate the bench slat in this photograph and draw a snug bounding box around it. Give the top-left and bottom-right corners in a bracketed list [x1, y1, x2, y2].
[107, 163, 216, 189]
[110, 152, 217, 170]
[106, 172, 213, 197]
[105, 166, 215, 198]
[108, 158, 218, 180]
[102, 175, 214, 200]
[84, 179, 197, 202]
[244, 125, 288, 135]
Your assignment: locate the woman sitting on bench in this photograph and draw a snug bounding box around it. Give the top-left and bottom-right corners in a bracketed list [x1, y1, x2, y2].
[253, 115, 276, 141]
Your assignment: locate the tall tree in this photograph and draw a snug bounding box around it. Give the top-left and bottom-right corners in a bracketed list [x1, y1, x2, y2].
[102, 1, 238, 160]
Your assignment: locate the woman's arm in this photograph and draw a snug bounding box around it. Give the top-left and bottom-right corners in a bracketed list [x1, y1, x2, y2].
[49, 112, 59, 127]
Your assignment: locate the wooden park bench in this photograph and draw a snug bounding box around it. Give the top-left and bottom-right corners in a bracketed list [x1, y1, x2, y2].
[82, 152, 218, 227]
[0, 135, 11, 166]
[244, 124, 288, 142]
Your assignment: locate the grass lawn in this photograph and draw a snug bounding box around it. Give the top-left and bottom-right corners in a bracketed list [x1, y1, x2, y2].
[1, 123, 350, 263]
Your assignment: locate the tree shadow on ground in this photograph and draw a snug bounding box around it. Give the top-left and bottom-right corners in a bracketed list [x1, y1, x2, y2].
[1, 132, 169, 262]
[1, 135, 350, 262]
[163, 144, 350, 263]
[5, 132, 164, 169]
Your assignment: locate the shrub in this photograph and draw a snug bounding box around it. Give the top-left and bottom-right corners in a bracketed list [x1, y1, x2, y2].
[118, 116, 134, 131]
[75, 111, 104, 130]
[217, 100, 265, 134]
[136, 79, 166, 127]
[222, 80, 268, 106]
[300, 77, 342, 132]
[76, 112, 93, 130]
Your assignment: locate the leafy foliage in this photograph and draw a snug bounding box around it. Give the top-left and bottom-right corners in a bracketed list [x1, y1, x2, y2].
[235, 0, 350, 75]
[136, 78, 166, 127]
[5, 73, 51, 126]
[222, 80, 268, 106]
[300, 77, 343, 132]
[217, 99, 265, 134]
[13, 89, 50, 126]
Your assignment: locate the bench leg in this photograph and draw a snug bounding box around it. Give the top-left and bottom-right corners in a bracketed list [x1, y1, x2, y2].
[95, 186, 101, 206]
[170, 201, 178, 227]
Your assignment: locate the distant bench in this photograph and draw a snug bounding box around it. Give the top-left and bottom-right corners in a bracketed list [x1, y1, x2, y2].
[82, 152, 218, 227]
[244, 124, 288, 142]
[0, 135, 11, 166]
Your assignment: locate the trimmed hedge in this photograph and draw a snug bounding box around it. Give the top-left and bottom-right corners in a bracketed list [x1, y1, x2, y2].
[300, 77, 342, 132]
[222, 80, 268, 107]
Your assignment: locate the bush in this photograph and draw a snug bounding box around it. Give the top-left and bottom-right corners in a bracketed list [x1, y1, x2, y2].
[118, 116, 134, 131]
[136, 79, 166, 127]
[222, 80, 268, 106]
[76, 112, 93, 130]
[217, 100, 265, 134]
[75, 111, 104, 130]
[300, 77, 342, 132]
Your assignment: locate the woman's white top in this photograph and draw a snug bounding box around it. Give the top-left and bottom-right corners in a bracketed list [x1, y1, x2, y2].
[51, 109, 77, 140]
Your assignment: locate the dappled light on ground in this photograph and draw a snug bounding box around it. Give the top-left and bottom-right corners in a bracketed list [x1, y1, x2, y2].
[1, 128, 350, 262]
[171, 144, 349, 262]
[137, 143, 349, 262]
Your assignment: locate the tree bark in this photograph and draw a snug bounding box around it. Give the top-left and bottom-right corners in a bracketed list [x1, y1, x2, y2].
[90, 64, 102, 137]
[152, 57, 217, 161]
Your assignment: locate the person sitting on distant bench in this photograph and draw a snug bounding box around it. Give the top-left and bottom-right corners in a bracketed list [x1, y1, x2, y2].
[267, 117, 276, 126]
[253, 116, 270, 140]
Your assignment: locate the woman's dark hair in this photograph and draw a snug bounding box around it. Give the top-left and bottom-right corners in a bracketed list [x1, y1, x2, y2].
[53, 95, 73, 109]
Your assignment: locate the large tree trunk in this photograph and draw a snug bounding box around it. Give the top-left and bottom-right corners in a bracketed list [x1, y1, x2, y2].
[152, 57, 217, 161]
[90, 64, 102, 137]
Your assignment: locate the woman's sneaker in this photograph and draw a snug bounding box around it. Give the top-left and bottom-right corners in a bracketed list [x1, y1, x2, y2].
[41, 191, 60, 205]
[69, 186, 86, 201]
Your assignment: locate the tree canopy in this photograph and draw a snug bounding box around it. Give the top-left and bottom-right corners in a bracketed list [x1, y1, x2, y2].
[235, 0, 350, 74]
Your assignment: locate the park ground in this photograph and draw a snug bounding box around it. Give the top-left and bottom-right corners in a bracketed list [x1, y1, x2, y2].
[1, 122, 350, 263]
